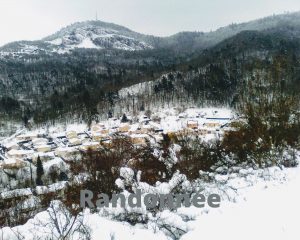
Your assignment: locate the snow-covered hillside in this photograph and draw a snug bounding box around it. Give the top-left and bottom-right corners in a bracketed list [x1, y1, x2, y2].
[45, 22, 153, 52]
[0, 21, 153, 57]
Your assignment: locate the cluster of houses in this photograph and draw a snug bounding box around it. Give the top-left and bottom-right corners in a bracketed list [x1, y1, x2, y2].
[0, 108, 235, 171]
[0, 107, 236, 223]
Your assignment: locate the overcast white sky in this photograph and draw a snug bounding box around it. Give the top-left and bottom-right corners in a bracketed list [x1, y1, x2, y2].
[0, 0, 300, 46]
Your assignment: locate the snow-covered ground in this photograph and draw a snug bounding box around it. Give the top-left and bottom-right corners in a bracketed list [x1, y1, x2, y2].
[182, 165, 300, 240]
[1, 159, 300, 240]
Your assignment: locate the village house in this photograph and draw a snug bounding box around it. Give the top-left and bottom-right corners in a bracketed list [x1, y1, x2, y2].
[128, 123, 140, 134]
[1, 158, 27, 169]
[177, 128, 197, 137]
[92, 133, 109, 142]
[16, 133, 39, 141]
[91, 123, 105, 132]
[6, 149, 34, 160]
[99, 128, 109, 134]
[4, 142, 20, 151]
[140, 124, 153, 134]
[35, 145, 52, 153]
[203, 122, 221, 128]
[91, 123, 110, 136]
[118, 123, 131, 133]
[205, 109, 232, 120]
[66, 131, 78, 139]
[187, 120, 199, 129]
[32, 152, 55, 163]
[203, 126, 217, 135]
[79, 142, 101, 151]
[129, 123, 153, 135]
[32, 138, 48, 146]
[55, 147, 80, 161]
[68, 138, 82, 146]
[130, 134, 148, 145]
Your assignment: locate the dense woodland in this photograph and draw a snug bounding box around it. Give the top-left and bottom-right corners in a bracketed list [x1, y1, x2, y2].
[1, 14, 300, 129]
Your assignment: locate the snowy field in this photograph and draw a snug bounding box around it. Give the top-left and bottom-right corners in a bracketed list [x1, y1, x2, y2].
[1, 158, 299, 240]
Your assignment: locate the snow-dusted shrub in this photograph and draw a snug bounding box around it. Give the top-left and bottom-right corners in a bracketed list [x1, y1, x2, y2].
[70, 148, 122, 198]
[172, 137, 223, 180]
[130, 142, 169, 185]
[222, 74, 300, 166]
[31, 200, 91, 240]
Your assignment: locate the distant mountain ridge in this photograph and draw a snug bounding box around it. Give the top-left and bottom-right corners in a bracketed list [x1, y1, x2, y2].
[2, 11, 300, 57]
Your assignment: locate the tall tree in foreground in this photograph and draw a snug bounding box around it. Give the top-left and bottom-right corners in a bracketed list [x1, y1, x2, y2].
[36, 156, 44, 186]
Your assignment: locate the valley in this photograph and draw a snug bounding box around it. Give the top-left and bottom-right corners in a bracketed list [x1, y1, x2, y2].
[0, 10, 300, 240]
